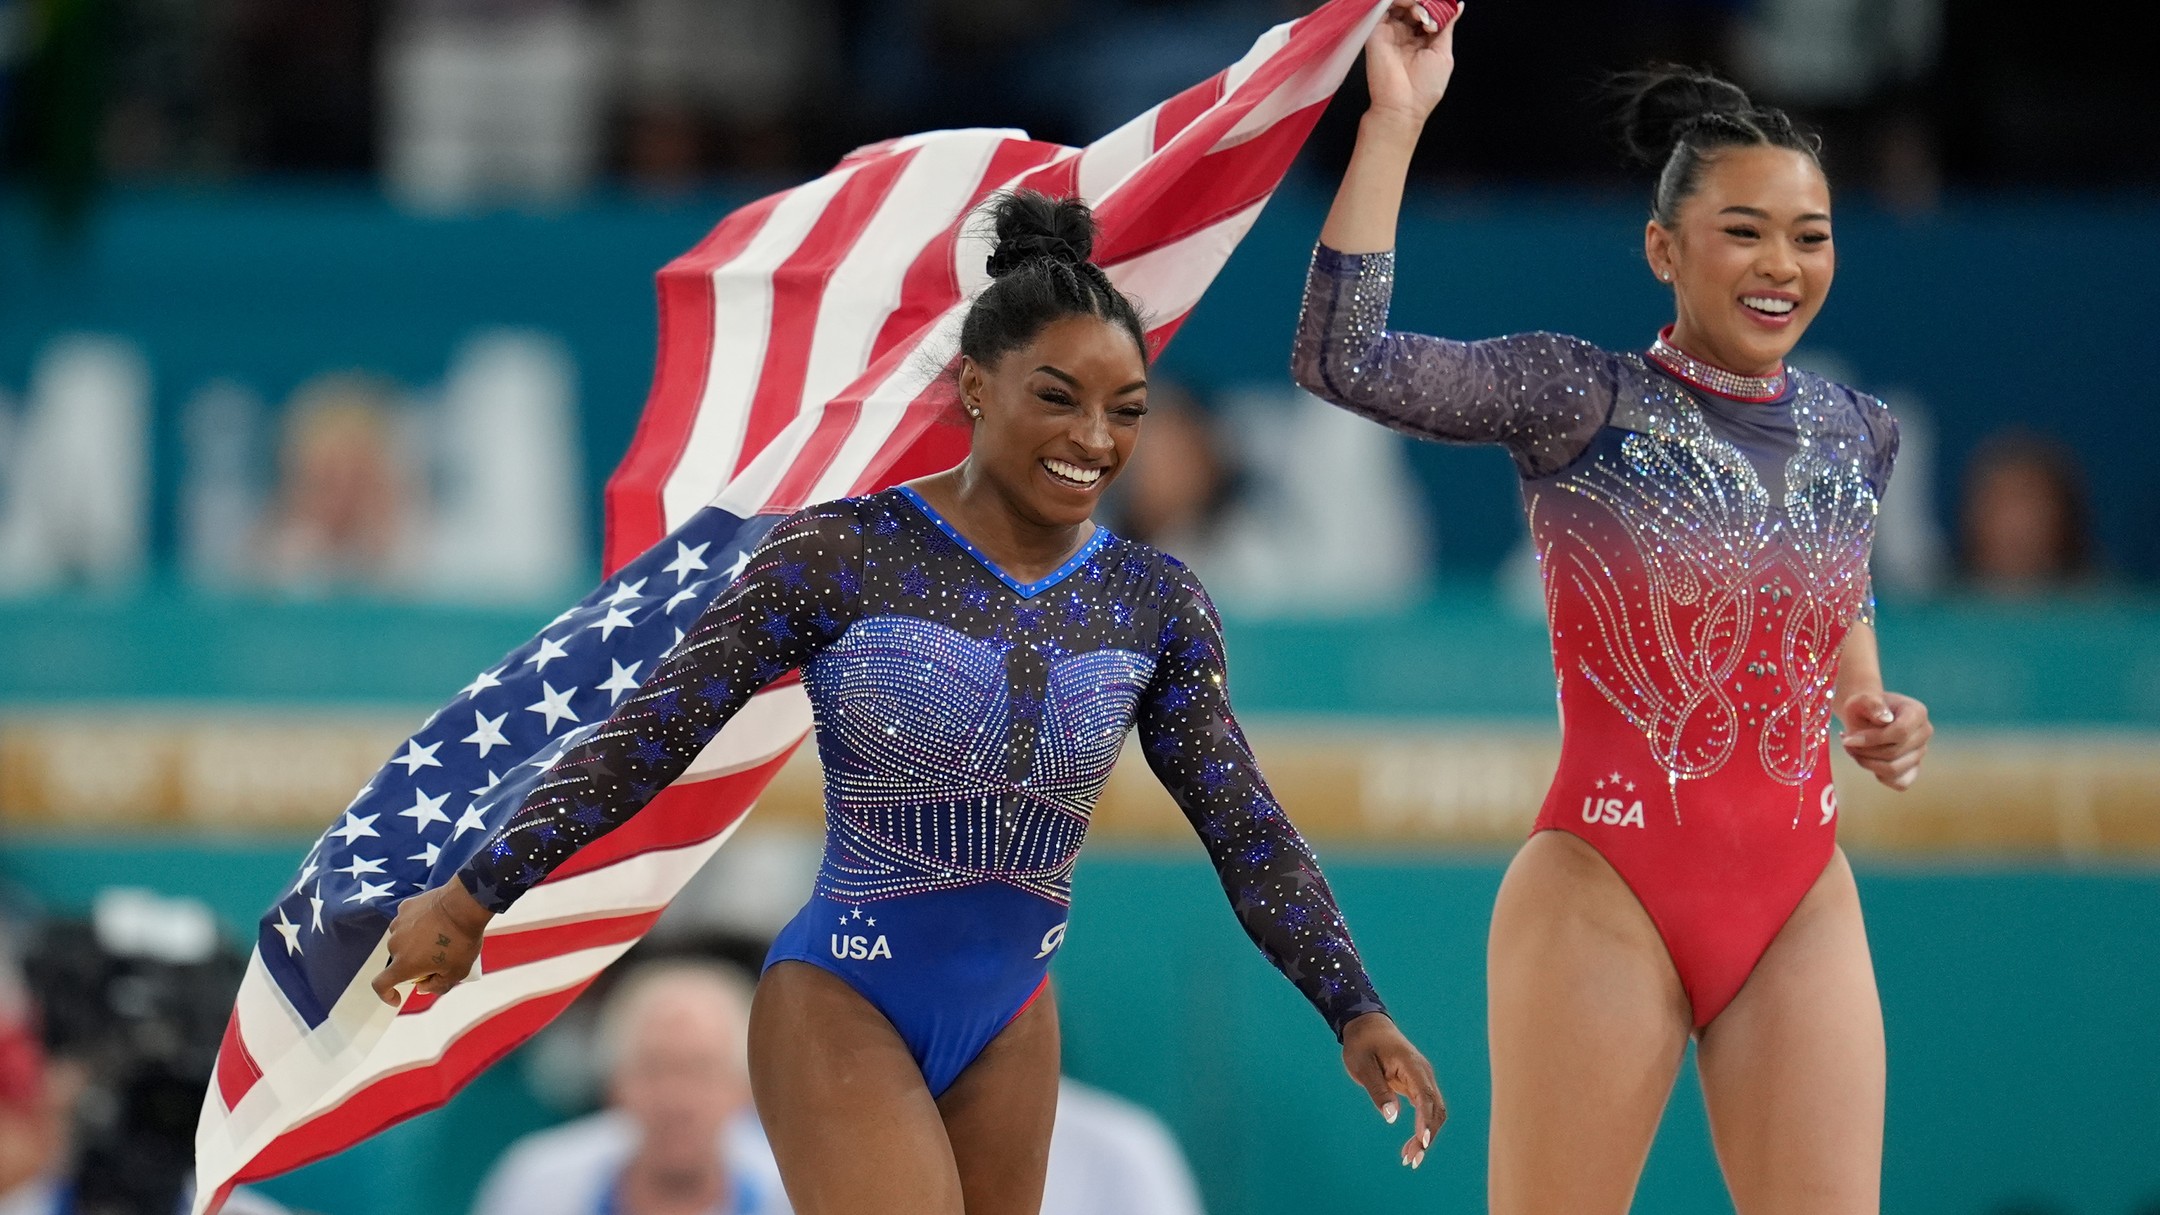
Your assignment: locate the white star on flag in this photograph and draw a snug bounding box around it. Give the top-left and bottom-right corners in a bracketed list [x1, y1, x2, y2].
[273, 908, 303, 955]
[462, 711, 510, 758]
[392, 740, 443, 775]
[726, 550, 752, 579]
[335, 855, 386, 879]
[469, 771, 500, 798]
[597, 660, 643, 705]
[293, 856, 320, 894]
[345, 879, 395, 905]
[452, 802, 491, 840]
[603, 578, 648, 607]
[399, 788, 452, 832]
[526, 683, 580, 734]
[665, 582, 705, 613]
[588, 606, 636, 640]
[458, 668, 503, 699]
[525, 637, 570, 672]
[409, 842, 443, 868]
[330, 812, 381, 845]
[660, 542, 709, 584]
[308, 890, 324, 932]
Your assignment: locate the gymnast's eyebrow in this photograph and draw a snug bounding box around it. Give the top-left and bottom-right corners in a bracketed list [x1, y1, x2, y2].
[1719, 205, 1831, 223]
[1034, 365, 1149, 394]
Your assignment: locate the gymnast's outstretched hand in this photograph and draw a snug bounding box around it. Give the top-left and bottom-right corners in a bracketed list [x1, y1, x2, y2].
[370, 880, 493, 1007]
[1365, 0, 1462, 129]
[1341, 1011, 1447, 1169]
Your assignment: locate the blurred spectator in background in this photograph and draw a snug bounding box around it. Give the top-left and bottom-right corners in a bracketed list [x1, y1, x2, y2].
[0, 336, 150, 596]
[472, 960, 787, 1215]
[1111, 381, 1430, 613]
[254, 372, 429, 595]
[1107, 382, 1239, 561]
[1042, 1078, 1206, 1215]
[1957, 431, 2099, 594]
[1, 938, 61, 1215]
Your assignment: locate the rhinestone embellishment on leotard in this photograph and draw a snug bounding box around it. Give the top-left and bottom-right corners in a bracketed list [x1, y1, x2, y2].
[1647, 328, 1788, 402]
[1541, 361, 1878, 800]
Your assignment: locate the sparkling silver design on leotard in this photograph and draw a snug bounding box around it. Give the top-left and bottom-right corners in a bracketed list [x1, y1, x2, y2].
[805, 616, 1154, 906]
[1544, 372, 1775, 786]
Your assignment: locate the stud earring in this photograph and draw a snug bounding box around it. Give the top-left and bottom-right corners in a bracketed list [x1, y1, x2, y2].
[1659, 271, 1671, 282]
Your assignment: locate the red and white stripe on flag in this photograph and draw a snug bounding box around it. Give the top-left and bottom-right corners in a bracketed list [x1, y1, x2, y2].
[193, 3, 1394, 1209]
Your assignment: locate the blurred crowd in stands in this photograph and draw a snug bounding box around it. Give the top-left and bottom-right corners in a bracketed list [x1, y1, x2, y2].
[0, 323, 2121, 605]
[0, 323, 2120, 605]
[1, 0, 2151, 214]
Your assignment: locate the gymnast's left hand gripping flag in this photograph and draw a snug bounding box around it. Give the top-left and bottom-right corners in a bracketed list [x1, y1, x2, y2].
[192, 2, 1396, 1207]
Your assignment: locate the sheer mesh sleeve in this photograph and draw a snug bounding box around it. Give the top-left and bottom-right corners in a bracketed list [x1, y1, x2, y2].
[1854, 390, 1901, 629]
[1134, 562, 1386, 1038]
[1290, 243, 1617, 478]
[458, 503, 865, 912]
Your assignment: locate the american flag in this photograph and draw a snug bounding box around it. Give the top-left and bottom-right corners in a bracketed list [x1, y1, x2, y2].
[192, 2, 1399, 1207]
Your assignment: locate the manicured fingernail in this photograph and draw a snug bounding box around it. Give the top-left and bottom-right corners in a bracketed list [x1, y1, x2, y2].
[1383, 1100, 1399, 1124]
[1422, 1128, 1433, 1148]
[1413, 1151, 1425, 1169]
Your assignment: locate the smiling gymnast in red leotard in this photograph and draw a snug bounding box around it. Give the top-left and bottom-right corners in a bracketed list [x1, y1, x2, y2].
[1292, 5, 1936, 1213]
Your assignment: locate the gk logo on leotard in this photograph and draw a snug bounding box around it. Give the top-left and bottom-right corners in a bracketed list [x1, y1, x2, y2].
[1819, 785, 1838, 825]
[1034, 922, 1068, 960]
[1581, 796, 1646, 828]
[830, 933, 892, 960]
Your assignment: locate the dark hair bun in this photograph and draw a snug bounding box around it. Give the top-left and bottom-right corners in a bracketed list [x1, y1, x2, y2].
[1613, 65, 1758, 164]
[983, 190, 1098, 279]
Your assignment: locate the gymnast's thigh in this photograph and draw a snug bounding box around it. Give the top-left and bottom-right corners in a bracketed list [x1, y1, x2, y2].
[1696, 848, 1884, 1215]
[937, 984, 1061, 1215]
[750, 960, 965, 1215]
[1487, 830, 1694, 1215]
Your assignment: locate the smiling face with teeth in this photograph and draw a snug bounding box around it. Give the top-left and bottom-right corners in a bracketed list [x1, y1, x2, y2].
[1644, 145, 1835, 379]
[947, 312, 1149, 540]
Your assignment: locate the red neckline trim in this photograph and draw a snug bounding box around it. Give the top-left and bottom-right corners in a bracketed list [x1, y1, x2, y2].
[1646, 327, 1789, 403]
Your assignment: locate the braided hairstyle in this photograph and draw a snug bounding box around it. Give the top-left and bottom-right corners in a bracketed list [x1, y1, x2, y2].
[958, 190, 1149, 370]
[1614, 66, 1822, 226]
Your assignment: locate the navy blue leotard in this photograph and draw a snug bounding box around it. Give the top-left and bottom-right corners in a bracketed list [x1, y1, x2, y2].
[459, 486, 1386, 1095]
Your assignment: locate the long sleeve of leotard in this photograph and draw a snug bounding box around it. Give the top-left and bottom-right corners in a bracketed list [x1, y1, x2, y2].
[1290, 242, 1617, 479]
[458, 503, 865, 912]
[1134, 563, 1386, 1038]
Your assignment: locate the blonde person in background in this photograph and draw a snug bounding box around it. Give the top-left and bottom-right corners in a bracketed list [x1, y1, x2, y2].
[471, 962, 788, 1215]
[1041, 1079, 1206, 1215]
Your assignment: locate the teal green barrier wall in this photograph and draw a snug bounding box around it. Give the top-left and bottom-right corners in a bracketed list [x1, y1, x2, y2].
[5, 840, 2155, 1215]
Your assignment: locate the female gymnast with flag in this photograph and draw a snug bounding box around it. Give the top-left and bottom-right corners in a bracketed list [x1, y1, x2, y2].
[370, 190, 1446, 1214]
[1292, 3, 1933, 1211]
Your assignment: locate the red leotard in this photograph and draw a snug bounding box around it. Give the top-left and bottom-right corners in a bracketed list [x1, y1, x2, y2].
[1294, 245, 1898, 1025]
